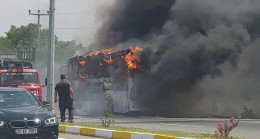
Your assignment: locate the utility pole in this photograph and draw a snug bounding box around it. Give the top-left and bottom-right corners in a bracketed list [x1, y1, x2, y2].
[28, 10, 48, 49]
[28, 10, 49, 25]
[47, 0, 55, 110]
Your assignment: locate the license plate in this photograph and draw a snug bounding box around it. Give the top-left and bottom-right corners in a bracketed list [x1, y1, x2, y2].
[15, 128, 37, 134]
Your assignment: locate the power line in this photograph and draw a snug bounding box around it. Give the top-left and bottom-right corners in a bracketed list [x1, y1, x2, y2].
[55, 10, 94, 14]
[57, 37, 94, 39]
[56, 27, 94, 29]
[0, 14, 28, 26]
[56, 33, 94, 34]
[55, 12, 91, 15]
[0, 13, 24, 23]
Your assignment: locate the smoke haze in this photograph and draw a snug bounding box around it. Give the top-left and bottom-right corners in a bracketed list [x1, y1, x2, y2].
[89, 0, 175, 50]
[89, 0, 260, 117]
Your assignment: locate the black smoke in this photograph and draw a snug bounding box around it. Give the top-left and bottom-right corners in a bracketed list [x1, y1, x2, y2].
[89, 0, 175, 50]
[89, 0, 260, 117]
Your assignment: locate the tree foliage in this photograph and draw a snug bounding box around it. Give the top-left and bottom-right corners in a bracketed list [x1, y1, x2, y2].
[0, 23, 84, 63]
[0, 24, 40, 49]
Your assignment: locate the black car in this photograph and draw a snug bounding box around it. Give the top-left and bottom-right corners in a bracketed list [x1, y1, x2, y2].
[0, 88, 59, 139]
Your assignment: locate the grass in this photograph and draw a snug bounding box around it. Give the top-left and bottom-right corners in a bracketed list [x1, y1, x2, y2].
[60, 121, 243, 139]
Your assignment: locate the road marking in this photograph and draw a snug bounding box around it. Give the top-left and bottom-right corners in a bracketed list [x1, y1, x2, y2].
[159, 123, 206, 128]
[240, 121, 260, 124]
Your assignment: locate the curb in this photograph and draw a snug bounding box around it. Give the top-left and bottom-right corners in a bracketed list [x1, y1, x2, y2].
[59, 125, 194, 139]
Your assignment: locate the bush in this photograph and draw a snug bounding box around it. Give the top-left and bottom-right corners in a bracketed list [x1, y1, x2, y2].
[100, 92, 114, 127]
[212, 116, 241, 138]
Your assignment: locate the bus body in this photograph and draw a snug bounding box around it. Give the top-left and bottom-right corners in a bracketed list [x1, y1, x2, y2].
[61, 48, 142, 116]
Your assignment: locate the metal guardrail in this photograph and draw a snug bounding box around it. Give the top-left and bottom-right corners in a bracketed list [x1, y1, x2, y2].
[0, 48, 36, 62]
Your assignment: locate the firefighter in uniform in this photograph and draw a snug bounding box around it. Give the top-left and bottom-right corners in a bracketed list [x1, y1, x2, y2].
[54, 74, 75, 123]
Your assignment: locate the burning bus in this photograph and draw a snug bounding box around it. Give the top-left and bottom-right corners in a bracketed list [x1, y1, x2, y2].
[62, 47, 143, 116]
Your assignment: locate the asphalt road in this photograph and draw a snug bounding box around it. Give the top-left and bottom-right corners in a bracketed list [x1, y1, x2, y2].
[59, 133, 105, 139]
[71, 116, 260, 139]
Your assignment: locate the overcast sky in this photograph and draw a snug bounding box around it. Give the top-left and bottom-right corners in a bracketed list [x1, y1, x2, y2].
[0, 0, 114, 47]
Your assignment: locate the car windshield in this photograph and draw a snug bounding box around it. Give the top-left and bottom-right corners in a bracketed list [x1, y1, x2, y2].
[0, 72, 38, 86]
[0, 90, 39, 109]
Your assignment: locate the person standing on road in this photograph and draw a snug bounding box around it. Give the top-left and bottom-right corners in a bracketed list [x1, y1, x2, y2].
[54, 74, 75, 123]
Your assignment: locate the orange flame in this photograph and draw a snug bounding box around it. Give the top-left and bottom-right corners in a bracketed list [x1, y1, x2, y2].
[79, 61, 86, 66]
[89, 48, 115, 56]
[125, 46, 141, 71]
[79, 74, 88, 79]
[103, 55, 114, 64]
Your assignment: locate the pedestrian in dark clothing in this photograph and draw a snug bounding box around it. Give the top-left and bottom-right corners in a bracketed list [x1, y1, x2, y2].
[54, 74, 75, 123]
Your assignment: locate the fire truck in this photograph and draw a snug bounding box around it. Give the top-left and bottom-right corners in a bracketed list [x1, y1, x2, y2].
[62, 48, 142, 116]
[0, 48, 45, 102]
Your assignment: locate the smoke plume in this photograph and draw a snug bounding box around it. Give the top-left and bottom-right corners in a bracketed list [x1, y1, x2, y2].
[89, 0, 260, 117]
[89, 0, 175, 50]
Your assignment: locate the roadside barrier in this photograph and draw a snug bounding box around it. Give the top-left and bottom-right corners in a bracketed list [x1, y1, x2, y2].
[59, 125, 194, 139]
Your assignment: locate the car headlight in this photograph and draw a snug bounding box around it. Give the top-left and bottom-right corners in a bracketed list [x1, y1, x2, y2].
[45, 117, 57, 125]
[35, 118, 41, 124]
[0, 121, 4, 126]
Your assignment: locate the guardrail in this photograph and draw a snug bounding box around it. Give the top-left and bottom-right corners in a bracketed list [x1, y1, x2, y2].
[0, 48, 36, 62]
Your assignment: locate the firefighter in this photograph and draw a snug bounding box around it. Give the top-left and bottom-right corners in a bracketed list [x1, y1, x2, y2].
[54, 74, 75, 123]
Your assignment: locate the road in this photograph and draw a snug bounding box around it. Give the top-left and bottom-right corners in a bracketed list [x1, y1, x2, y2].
[59, 133, 105, 139]
[71, 116, 260, 139]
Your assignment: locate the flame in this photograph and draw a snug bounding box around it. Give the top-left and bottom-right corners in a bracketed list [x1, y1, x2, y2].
[89, 48, 115, 56]
[79, 61, 86, 66]
[103, 55, 114, 64]
[76, 46, 142, 79]
[125, 46, 141, 71]
[79, 74, 88, 79]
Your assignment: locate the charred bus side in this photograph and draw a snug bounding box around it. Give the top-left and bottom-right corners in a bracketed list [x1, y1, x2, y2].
[62, 47, 142, 116]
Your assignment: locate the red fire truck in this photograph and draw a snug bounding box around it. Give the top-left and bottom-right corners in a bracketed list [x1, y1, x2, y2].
[0, 48, 45, 102]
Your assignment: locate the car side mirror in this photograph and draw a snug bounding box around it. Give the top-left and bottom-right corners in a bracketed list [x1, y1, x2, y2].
[42, 101, 50, 107]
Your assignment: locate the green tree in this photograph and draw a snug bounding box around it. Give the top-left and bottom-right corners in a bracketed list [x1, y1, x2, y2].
[0, 23, 84, 63]
[0, 24, 40, 49]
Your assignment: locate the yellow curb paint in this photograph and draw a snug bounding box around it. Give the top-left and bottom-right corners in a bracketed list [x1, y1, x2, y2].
[58, 125, 177, 139]
[80, 127, 96, 136]
[112, 131, 132, 139]
[154, 135, 175, 139]
[59, 125, 66, 133]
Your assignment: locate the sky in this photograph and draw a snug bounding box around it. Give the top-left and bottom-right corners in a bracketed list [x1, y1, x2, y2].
[0, 0, 114, 47]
